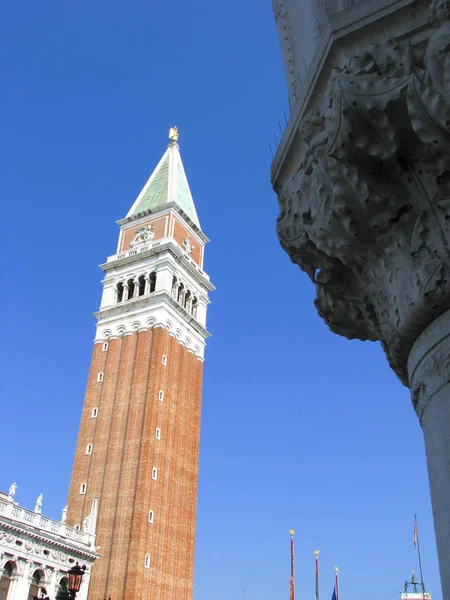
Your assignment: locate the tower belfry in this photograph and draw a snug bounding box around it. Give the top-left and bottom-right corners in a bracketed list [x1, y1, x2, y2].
[66, 129, 213, 600]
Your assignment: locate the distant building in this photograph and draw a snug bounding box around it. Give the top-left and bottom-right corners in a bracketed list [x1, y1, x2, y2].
[66, 129, 213, 599]
[0, 489, 98, 600]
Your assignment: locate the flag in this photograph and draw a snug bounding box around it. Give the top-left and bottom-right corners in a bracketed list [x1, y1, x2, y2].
[414, 521, 418, 548]
[331, 586, 337, 600]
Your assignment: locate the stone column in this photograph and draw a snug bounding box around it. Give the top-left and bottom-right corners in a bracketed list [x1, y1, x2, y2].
[185, 294, 193, 314]
[272, 14, 450, 595]
[144, 273, 151, 295]
[5, 575, 20, 600]
[46, 567, 58, 600]
[408, 309, 450, 600]
[133, 278, 140, 299]
[77, 568, 91, 600]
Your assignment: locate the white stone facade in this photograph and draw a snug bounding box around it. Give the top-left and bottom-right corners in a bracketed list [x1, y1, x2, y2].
[0, 494, 99, 600]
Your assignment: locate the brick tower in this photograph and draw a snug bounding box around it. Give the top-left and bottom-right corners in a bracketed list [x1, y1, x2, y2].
[66, 127, 213, 600]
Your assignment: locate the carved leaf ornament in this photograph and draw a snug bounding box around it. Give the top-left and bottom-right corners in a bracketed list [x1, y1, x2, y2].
[277, 33, 450, 383]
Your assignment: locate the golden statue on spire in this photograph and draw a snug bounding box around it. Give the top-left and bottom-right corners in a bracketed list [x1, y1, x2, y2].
[169, 126, 179, 142]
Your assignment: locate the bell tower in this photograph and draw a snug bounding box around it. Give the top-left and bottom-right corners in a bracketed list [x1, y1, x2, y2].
[66, 128, 213, 600]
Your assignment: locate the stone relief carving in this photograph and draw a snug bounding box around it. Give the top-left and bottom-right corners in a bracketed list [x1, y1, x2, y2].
[426, 0, 450, 93]
[182, 236, 194, 254]
[410, 335, 450, 421]
[277, 9, 450, 383]
[0, 529, 85, 568]
[130, 224, 154, 247]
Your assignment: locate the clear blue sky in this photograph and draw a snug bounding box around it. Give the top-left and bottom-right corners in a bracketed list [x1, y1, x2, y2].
[1, 2, 441, 599]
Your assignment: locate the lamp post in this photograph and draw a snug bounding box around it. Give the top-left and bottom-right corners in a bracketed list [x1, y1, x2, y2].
[67, 563, 86, 599]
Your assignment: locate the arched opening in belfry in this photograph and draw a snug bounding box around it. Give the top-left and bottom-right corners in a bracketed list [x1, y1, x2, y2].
[116, 282, 124, 303]
[149, 272, 157, 293]
[171, 276, 178, 299]
[127, 278, 135, 300]
[191, 297, 198, 318]
[177, 283, 185, 304]
[138, 275, 146, 297]
[27, 569, 42, 600]
[0, 561, 14, 600]
[184, 290, 191, 310]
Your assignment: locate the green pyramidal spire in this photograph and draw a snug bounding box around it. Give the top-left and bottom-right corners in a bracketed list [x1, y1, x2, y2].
[126, 127, 200, 228]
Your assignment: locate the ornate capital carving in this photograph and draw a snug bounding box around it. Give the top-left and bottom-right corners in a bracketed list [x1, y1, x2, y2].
[408, 309, 450, 421]
[277, 21, 450, 384]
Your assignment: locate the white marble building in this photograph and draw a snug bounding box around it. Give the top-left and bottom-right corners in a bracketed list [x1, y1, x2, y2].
[0, 488, 99, 600]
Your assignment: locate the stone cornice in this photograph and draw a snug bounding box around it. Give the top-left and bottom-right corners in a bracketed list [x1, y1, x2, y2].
[100, 239, 215, 292]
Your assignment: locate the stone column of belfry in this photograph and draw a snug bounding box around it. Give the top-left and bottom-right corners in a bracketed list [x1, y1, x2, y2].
[66, 127, 214, 600]
[271, 0, 450, 596]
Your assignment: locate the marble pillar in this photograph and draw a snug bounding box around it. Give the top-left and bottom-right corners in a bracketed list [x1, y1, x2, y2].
[408, 309, 450, 600]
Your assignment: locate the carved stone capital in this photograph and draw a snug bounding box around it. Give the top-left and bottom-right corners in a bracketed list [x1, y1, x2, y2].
[408, 308, 450, 422]
[276, 33, 450, 384]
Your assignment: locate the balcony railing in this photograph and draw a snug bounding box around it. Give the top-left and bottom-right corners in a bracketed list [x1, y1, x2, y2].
[0, 500, 95, 548]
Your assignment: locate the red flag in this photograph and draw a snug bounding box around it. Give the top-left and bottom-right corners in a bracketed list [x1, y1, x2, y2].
[414, 521, 418, 548]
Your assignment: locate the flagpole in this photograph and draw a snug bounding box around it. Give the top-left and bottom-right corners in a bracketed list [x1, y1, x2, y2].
[289, 530, 295, 600]
[414, 514, 426, 599]
[335, 567, 339, 600]
[315, 550, 320, 600]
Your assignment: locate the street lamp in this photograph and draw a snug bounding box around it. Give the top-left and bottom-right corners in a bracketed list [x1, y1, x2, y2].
[67, 563, 86, 599]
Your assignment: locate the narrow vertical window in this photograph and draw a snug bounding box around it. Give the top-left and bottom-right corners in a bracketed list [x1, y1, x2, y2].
[144, 553, 150, 569]
[86, 443, 93, 455]
[162, 355, 167, 366]
[79, 483, 86, 495]
[152, 467, 158, 481]
[155, 428, 161, 440]
[97, 372, 104, 382]
[158, 390, 164, 402]
[148, 510, 154, 524]
[102, 341, 109, 352]
[91, 407, 98, 418]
